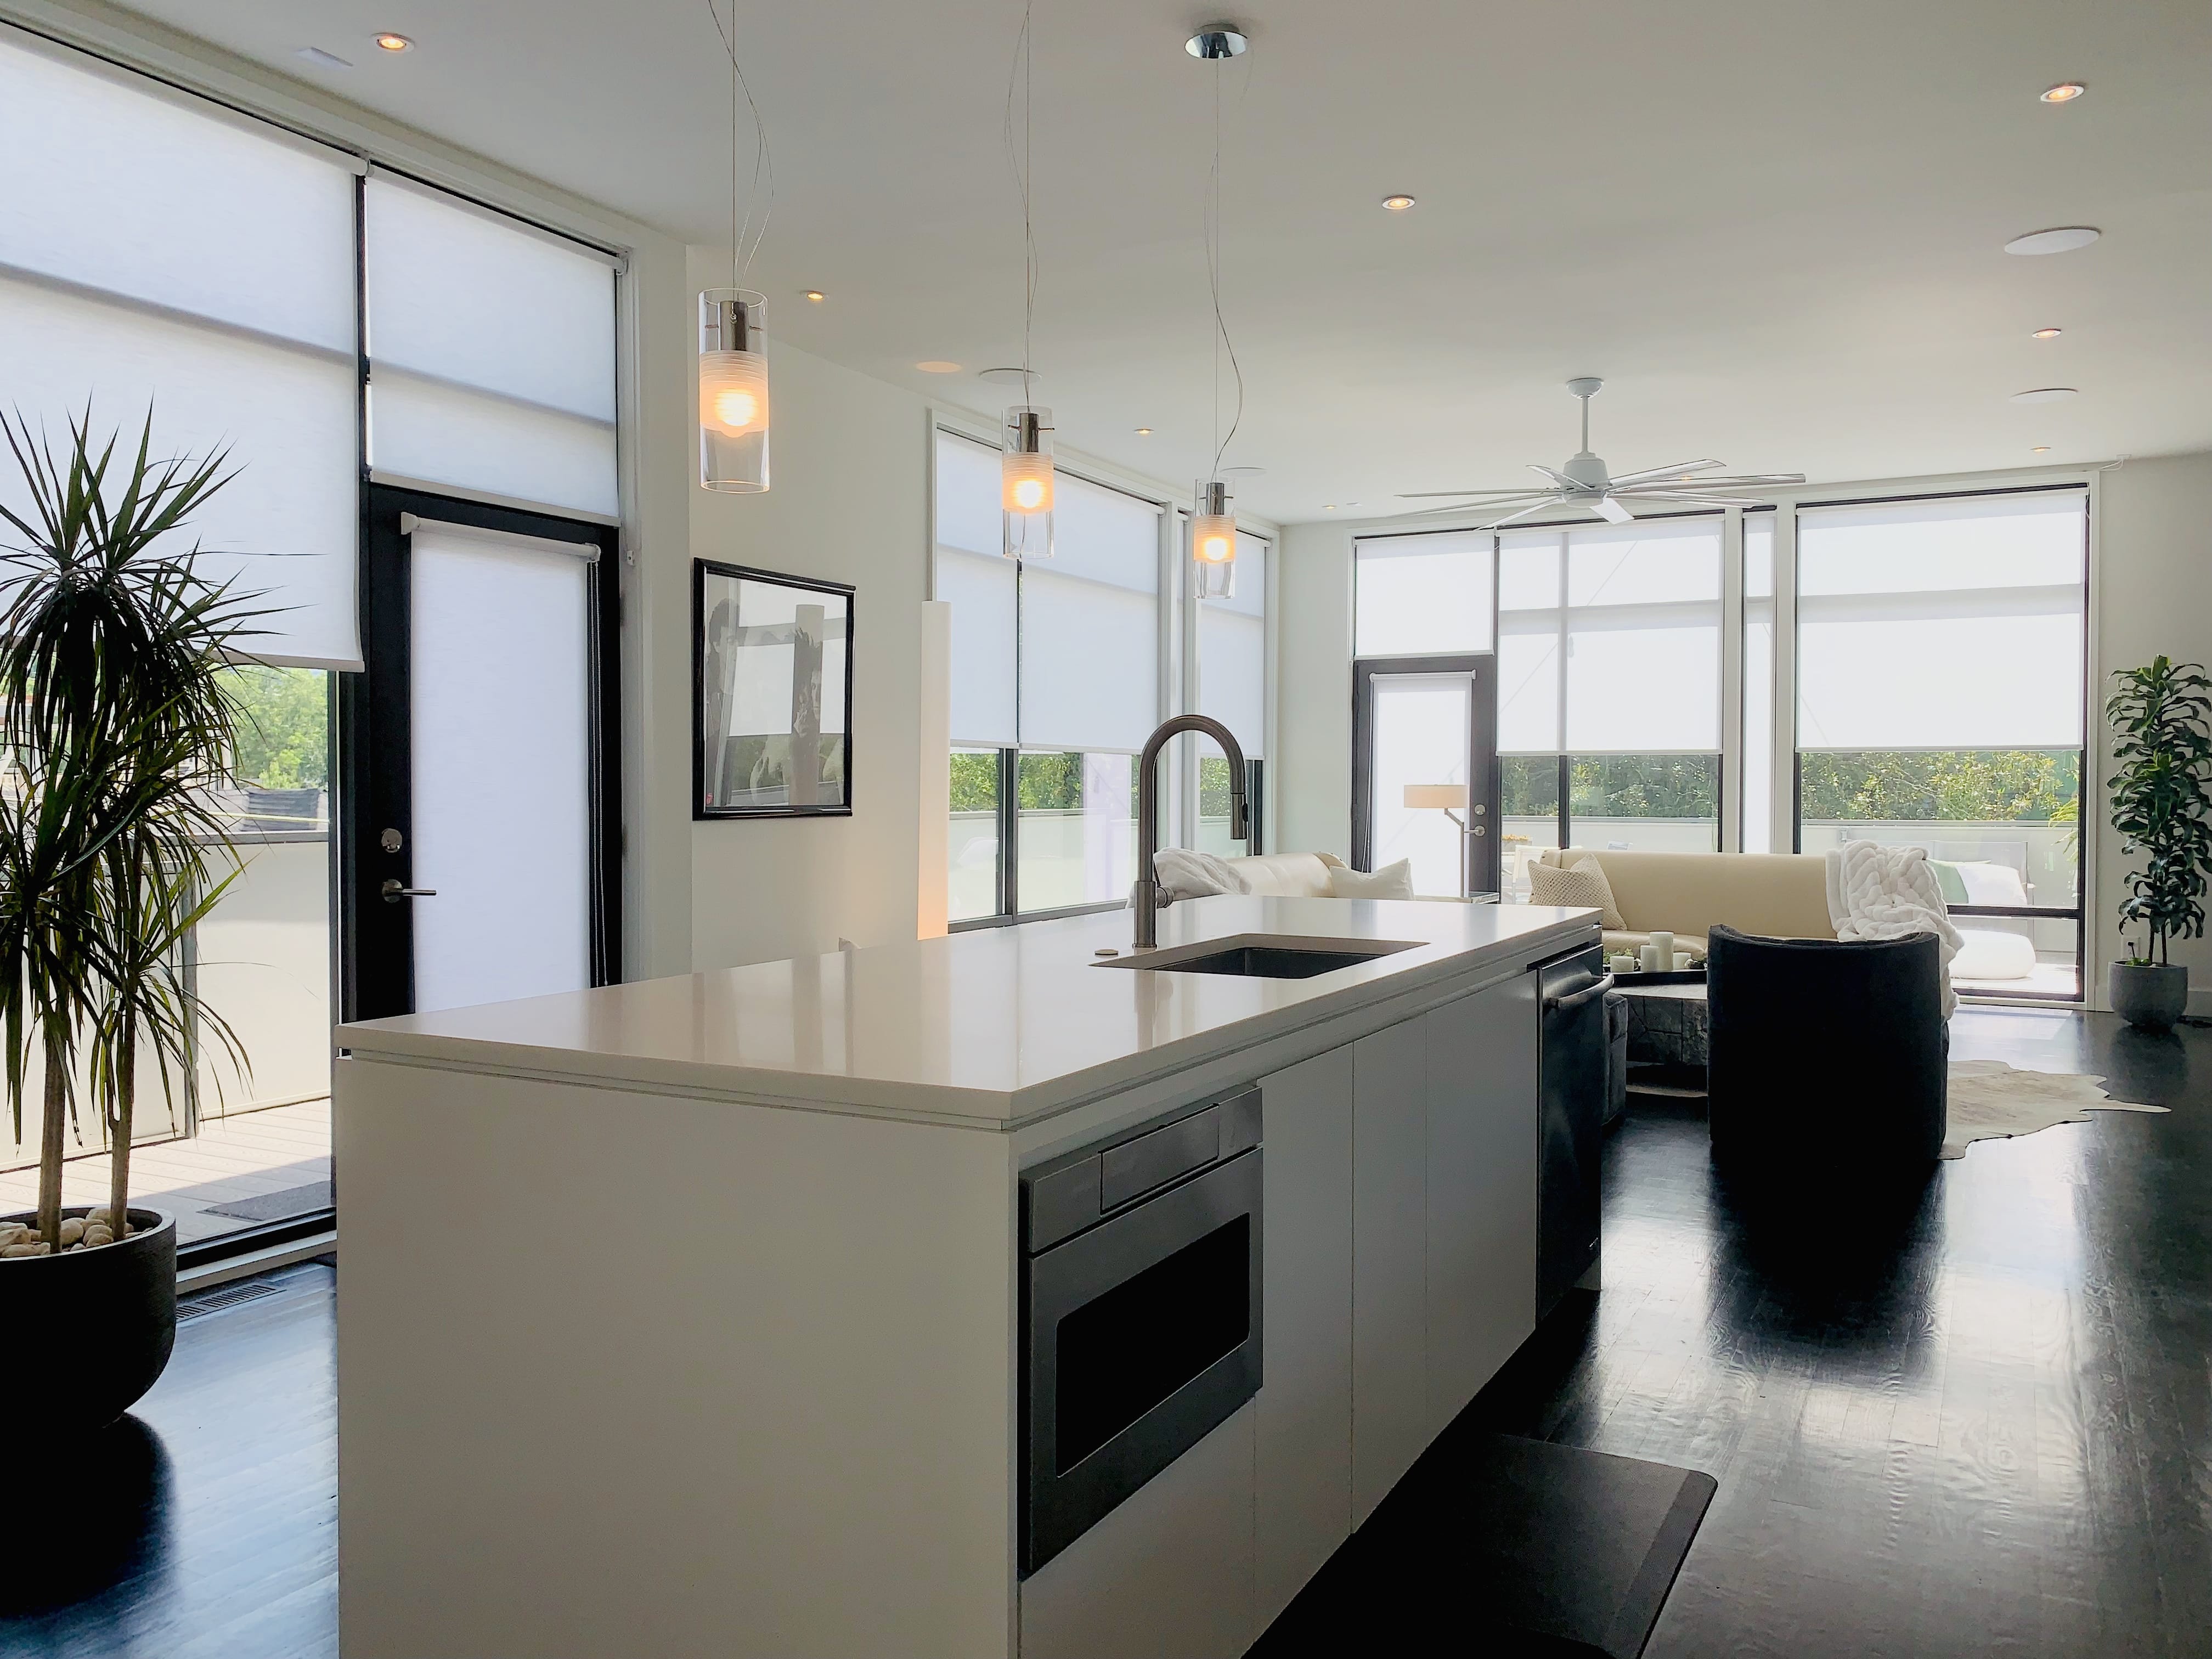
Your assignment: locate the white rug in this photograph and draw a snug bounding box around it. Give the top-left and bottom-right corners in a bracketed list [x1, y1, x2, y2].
[1944, 1059, 2169, 1159]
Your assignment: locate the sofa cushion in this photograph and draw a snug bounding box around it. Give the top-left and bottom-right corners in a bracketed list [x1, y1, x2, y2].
[1538, 848, 1835, 942]
[1528, 856, 1626, 928]
[1153, 848, 1243, 900]
[1328, 859, 1414, 899]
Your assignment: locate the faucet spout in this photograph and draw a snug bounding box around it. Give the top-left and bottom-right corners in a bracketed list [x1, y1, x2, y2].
[1133, 714, 1251, 949]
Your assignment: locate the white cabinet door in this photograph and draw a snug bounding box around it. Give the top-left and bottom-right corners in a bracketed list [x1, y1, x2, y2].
[1350, 1019, 1429, 1524]
[1423, 976, 1540, 1435]
[1253, 1046, 1354, 1629]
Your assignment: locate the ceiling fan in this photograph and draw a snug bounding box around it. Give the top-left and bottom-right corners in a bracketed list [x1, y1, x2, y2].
[1392, 377, 1805, 529]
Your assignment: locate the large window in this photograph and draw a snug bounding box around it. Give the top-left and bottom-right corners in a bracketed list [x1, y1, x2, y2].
[1497, 518, 1723, 897]
[936, 432, 1163, 923]
[1794, 491, 2087, 999]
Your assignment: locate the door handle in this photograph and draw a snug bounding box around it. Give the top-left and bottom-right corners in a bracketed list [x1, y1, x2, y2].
[1543, 972, 1616, 1014]
[381, 879, 438, 903]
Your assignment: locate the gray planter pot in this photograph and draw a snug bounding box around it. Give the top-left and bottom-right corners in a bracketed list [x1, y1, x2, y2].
[0, 1207, 176, 1431]
[2109, 961, 2189, 1032]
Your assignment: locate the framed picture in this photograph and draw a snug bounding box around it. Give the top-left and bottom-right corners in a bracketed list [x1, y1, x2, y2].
[692, 560, 854, 819]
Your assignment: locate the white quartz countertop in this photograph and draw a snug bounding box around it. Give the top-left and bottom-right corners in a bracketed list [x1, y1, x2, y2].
[336, 897, 1598, 1128]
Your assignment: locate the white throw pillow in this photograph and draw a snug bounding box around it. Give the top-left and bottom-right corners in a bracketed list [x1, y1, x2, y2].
[1328, 859, 1415, 900]
[1152, 848, 1244, 900]
[1526, 856, 1626, 928]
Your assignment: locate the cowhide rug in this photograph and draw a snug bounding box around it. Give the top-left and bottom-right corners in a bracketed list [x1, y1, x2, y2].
[1944, 1059, 2169, 1159]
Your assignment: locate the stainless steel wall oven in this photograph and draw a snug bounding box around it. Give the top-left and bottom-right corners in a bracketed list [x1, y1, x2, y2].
[1019, 1088, 1263, 1575]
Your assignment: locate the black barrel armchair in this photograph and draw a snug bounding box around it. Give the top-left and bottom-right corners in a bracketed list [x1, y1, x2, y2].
[1705, 924, 1948, 1177]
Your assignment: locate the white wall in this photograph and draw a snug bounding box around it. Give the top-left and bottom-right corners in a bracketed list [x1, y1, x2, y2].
[2093, 452, 2212, 1011]
[680, 248, 935, 969]
[1276, 520, 1356, 862]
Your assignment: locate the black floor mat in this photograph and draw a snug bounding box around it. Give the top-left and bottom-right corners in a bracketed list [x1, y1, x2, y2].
[1253, 1434, 1716, 1658]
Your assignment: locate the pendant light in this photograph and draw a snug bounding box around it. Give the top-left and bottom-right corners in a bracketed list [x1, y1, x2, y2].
[1189, 23, 1247, 598]
[1000, 0, 1053, 558]
[699, 0, 772, 493]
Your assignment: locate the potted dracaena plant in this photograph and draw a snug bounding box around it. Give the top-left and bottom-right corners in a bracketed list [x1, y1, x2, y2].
[2105, 656, 2212, 1032]
[0, 407, 258, 1430]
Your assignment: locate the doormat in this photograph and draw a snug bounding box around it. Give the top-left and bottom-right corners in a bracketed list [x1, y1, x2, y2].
[1945, 1060, 2168, 1159]
[205, 1181, 333, 1223]
[1250, 1434, 1716, 1658]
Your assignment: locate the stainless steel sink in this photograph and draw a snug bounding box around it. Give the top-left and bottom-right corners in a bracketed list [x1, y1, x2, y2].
[1092, 933, 1421, 980]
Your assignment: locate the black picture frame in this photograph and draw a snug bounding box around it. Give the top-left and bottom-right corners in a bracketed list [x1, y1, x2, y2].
[692, 559, 856, 820]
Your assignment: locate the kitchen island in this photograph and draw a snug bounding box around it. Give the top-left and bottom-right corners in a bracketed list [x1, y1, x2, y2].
[334, 896, 1599, 1659]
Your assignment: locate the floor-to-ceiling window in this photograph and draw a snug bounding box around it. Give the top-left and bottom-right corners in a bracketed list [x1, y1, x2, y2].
[934, 431, 1165, 924]
[0, 25, 623, 1251]
[1496, 518, 1723, 897]
[1793, 490, 2087, 999]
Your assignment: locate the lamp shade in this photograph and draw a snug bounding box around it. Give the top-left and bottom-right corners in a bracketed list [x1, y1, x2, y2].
[699, 288, 769, 492]
[1001, 404, 1054, 558]
[1403, 783, 1469, 810]
[1193, 478, 1236, 599]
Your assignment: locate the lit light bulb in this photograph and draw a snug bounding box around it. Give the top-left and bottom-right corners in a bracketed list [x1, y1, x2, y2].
[1001, 406, 1056, 556]
[1192, 479, 1237, 598]
[699, 353, 769, 435]
[1198, 531, 1233, 563]
[698, 290, 770, 492]
[1012, 476, 1047, 511]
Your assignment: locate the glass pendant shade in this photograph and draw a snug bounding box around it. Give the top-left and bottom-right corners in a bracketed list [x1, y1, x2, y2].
[1193, 478, 1237, 599]
[1001, 404, 1054, 558]
[699, 288, 770, 492]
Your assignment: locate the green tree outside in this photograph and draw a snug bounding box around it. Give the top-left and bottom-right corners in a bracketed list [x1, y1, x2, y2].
[220, 665, 328, 789]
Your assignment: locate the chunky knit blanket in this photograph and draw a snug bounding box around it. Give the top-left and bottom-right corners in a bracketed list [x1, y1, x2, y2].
[1824, 841, 1965, 1016]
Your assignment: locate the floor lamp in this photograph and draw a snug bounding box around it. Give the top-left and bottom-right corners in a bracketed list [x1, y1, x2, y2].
[1404, 783, 1471, 898]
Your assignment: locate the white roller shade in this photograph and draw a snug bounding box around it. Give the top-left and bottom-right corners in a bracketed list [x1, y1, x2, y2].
[1564, 520, 1721, 752]
[366, 176, 617, 518]
[933, 432, 1015, 746]
[1797, 494, 2086, 750]
[1019, 472, 1160, 752]
[1198, 532, 1267, 758]
[0, 33, 361, 669]
[1354, 532, 1496, 657]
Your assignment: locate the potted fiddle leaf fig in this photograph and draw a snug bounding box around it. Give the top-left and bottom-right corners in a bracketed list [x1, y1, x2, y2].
[2106, 656, 2212, 1031]
[0, 407, 257, 1430]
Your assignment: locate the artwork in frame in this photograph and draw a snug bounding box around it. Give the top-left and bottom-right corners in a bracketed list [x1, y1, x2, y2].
[693, 560, 854, 819]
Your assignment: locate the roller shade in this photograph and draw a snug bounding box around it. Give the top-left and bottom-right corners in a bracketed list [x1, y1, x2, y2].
[1197, 532, 1267, 758]
[1017, 471, 1161, 752]
[934, 432, 1015, 746]
[0, 32, 362, 669]
[1797, 494, 2086, 750]
[1354, 531, 1495, 657]
[366, 174, 618, 519]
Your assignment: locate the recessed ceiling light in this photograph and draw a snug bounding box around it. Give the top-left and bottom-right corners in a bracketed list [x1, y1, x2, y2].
[803, 290, 825, 303]
[1134, 427, 1153, 436]
[2040, 82, 2086, 103]
[2032, 446, 2052, 453]
[295, 46, 353, 69]
[977, 366, 1037, 386]
[2030, 327, 2063, 339]
[1380, 194, 1417, 211]
[2004, 226, 2100, 256]
[373, 31, 413, 52]
[914, 360, 961, 374]
[1184, 26, 1248, 60]
[2011, 387, 2078, 404]
[1323, 504, 1337, 510]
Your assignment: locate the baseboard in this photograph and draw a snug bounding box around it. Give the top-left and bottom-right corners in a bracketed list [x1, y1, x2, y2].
[177, 1228, 335, 1292]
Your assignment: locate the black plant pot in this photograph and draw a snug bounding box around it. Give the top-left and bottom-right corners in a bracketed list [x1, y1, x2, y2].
[0, 1207, 176, 1431]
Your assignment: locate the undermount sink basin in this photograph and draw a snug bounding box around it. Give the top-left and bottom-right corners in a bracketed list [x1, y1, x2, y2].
[1093, 933, 1422, 980]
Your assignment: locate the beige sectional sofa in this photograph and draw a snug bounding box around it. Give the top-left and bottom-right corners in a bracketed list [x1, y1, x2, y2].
[1530, 847, 1837, 958]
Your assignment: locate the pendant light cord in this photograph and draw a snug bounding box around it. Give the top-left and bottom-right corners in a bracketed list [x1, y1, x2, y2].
[1003, 0, 1038, 404]
[708, 0, 773, 284]
[1206, 59, 1245, 478]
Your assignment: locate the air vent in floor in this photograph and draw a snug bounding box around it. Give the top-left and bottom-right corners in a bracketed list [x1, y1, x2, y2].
[178, 1280, 283, 1321]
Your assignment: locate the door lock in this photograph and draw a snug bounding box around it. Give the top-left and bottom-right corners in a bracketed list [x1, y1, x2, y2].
[381, 879, 437, 902]
[1471, 825, 1487, 837]
[380, 828, 404, 854]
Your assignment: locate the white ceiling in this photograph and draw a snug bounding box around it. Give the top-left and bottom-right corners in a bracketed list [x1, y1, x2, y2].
[116, 0, 2212, 523]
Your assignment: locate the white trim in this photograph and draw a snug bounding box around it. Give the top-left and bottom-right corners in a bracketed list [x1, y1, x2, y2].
[1770, 504, 1798, 853]
[367, 165, 625, 268]
[371, 471, 622, 527]
[399, 511, 601, 562]
[1720, 507, 1745, 854]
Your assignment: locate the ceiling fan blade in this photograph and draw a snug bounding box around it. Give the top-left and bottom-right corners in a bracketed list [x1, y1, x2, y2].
[1593, 495, 1635, 524]
[1528, 464, 1582, 489]
[1384, 494, 1555, 521]
[1479, 498, 1576, 531]
[1603, 459, 1724, 487]
[1619, 473, 1808, 492]
[1626, 493, 1770, 510]
[1395, 488, 1561, 499]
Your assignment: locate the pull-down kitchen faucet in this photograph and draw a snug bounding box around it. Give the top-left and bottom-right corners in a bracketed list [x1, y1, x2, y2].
[1132, 714, 1250, 949]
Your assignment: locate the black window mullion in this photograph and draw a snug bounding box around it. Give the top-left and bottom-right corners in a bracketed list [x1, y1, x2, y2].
[1556, 754, 1571, 850]
[999, 746, 1019, 919]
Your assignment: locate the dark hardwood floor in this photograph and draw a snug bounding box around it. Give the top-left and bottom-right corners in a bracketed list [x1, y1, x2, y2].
[1453, 1007, 2212, 1657]
[0, 1259, 334, 1659]
[5, 1010, 2205, 1658]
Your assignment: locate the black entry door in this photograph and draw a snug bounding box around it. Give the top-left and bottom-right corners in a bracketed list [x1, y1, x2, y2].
[1351, 654, 1501, 898]
[339, 484, 620, 1022]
